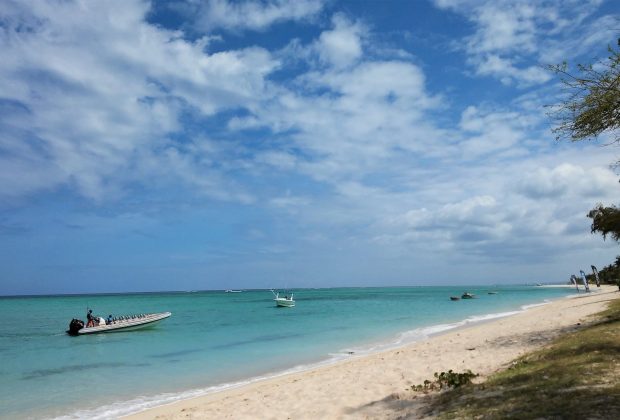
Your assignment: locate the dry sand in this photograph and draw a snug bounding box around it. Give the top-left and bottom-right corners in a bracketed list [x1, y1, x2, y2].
[126, 286, 619, 419]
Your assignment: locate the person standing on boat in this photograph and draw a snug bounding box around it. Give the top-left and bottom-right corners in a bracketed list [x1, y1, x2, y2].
[86, 309, 95, 327]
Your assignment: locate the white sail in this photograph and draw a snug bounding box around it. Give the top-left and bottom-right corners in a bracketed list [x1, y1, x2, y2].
[579, 270, 590, 292]
[590, 265, 601, 287]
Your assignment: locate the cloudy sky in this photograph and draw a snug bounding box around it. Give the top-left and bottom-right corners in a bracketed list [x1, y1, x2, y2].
[1, 0, 618, 294]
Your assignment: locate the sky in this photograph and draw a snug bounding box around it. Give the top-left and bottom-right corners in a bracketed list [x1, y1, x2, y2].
[1, 0, 619, 295]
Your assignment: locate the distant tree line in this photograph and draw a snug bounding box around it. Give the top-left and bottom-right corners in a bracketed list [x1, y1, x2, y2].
[587, 256, 620, 285]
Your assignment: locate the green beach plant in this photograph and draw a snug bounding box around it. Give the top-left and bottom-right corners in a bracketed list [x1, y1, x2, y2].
[410, 369, 478, 392]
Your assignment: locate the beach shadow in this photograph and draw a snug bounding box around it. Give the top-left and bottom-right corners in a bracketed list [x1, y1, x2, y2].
[416, 371, 620, 419]
[569, 296, 619, 308]
[482, 324, 581, 350]
[345, 392, 435, 419]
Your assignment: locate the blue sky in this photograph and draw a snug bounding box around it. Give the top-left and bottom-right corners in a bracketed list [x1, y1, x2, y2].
[1, 0, 619, 295]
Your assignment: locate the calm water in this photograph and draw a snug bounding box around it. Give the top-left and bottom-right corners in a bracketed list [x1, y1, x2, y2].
[0, 286, 577, 419]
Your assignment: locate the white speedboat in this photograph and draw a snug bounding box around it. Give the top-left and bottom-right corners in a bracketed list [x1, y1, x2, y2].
[271, 290, 295, 307]
[67, 312, 171, 335]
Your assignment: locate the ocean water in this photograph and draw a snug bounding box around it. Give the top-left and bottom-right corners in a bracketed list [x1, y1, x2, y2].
[0, 286, 578, 419]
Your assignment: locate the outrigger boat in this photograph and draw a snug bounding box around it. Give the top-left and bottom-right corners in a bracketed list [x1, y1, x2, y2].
[271, 290, 295, 307]
[67, 312, 171, 336]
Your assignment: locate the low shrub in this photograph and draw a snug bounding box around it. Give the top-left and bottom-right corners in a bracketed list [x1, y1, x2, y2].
[411, 369, 478, 392]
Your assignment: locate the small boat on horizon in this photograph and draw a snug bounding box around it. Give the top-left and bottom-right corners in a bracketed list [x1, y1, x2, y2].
[450, 296, 460, 301]
[461, 292, 475, 299]
[271, 290, 295, 307]
[225, 289, 243, 293]
[67, 311, 171, 336]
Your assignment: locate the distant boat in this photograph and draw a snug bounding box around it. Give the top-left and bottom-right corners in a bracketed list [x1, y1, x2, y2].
[487, 291, 498, 295]
[450, 296, 461, 301]
[225, 290, 243, 293]
[461, 292, 475, 299]
[67, 312, 171, 336]
[271, 290, 295, 307]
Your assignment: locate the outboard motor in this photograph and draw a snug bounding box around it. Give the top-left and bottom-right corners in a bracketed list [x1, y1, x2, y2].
[67, 318, 85, 336]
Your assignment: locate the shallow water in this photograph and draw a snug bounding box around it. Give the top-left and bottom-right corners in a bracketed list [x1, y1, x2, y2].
[0, 286, 577, 419]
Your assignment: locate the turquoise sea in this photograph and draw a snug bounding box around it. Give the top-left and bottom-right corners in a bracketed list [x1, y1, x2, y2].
[0, 286, 578, 419]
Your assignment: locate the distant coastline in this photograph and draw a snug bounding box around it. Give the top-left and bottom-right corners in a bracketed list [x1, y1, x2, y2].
[0, 283, 570, 298]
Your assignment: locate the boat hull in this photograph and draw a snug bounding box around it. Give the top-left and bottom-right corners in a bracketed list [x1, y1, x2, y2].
[69, 312, 171, 335]
[275, 299, 295, 307]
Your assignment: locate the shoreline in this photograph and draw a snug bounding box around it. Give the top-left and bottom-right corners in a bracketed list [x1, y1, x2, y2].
[55, 289, 567, 419]
[116, 286, 619, 419]
[56, 300, 537, 419]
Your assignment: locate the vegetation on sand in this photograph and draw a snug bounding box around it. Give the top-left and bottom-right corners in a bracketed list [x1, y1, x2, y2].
[421, 298, 620, 419]
[410, 370, 478, 392]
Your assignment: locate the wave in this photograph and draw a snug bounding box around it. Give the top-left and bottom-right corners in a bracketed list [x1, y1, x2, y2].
[521, 300, 551, 310]
[339, 309, 524, 356]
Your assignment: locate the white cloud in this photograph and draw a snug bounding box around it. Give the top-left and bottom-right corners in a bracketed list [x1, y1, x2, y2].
[190, 0, 324, 32]
[517, 163, 618, 200]
[1, 0, 618, 287]
[317, 14, 365, 68]
[0, 0, 279, 201]
[238, 55, 445, 186]
[456, 106, 539, 159]
[466, 2, 539, 55]
[432, 0, 614, 86]
[472, 54, 551, 86]
[257, 152, 297, 170]
[539, 14, 618, 64]
[270, 193, 310, 211]
[369, 148, 617, 262]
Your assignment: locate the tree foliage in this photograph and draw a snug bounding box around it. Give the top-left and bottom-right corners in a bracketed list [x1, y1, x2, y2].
[588, 204, 620, 241]
[547, 39, 620, 146]
[548, 40, 620, 251]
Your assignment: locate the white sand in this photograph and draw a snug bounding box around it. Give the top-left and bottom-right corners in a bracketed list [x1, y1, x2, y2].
[126, 286, 619, 419]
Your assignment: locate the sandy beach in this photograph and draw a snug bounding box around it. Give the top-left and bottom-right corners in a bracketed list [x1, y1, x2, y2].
[126, 286, 619, 419]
